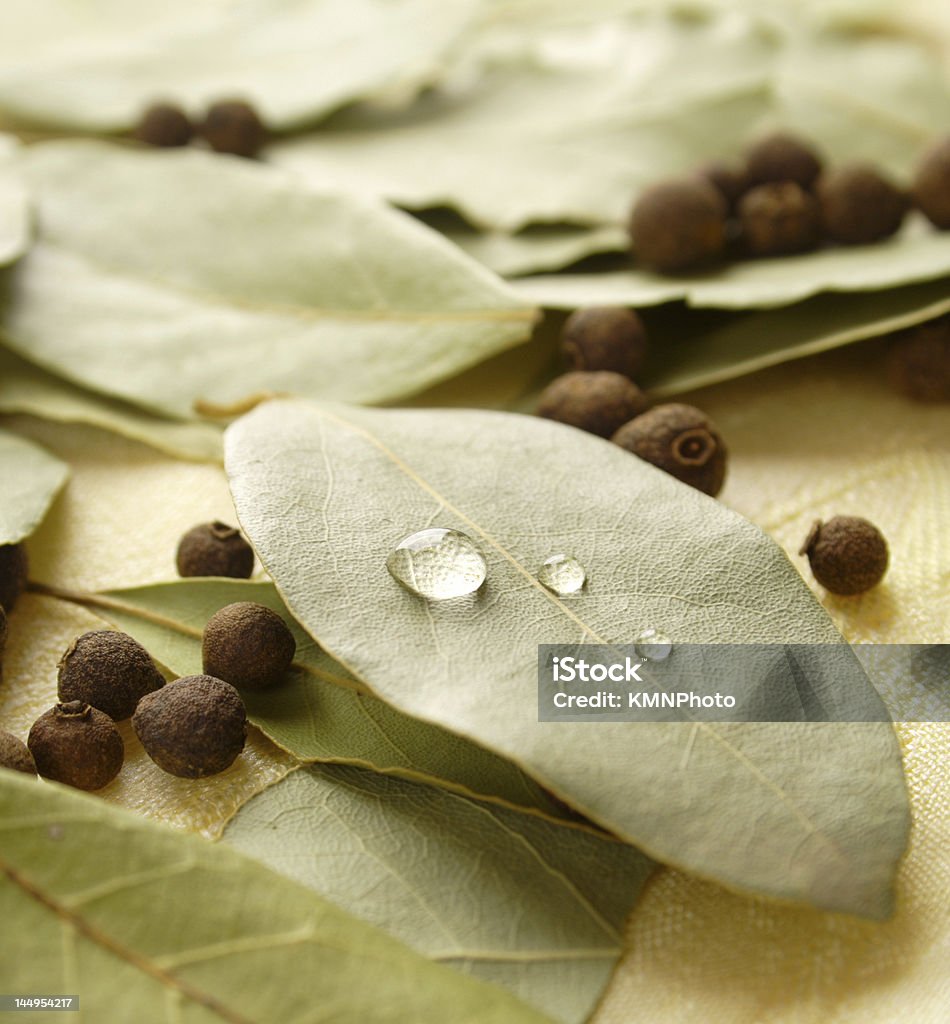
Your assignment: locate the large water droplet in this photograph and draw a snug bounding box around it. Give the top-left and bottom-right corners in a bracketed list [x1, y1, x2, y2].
[387, 528, 486, 599]
[634, 628, 673, 661]
[537, 554, 586, 595]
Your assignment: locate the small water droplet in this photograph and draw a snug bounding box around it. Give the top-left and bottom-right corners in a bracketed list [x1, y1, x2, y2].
[537, 554, 586, 595]
[635, 628, 673, 661]
[387, 528, 486, 599]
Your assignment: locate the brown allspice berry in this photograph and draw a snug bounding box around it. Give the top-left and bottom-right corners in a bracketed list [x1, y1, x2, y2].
[799, 516, 888, 596]
[202, 602, 296, 689]
[28, 701, 124, 791]
[629, 178, 727, 272]
[817, 164, 907, 245]
[0, 543, 28, 612]
[611, 403, 727, 497]
[695, 159, 749, 212]
[132, 675, 247, 779]
[536, 371, 650, 438]
[0, 605, 7, 674]
[134, 102, 194, 148]
[0, 729, 35, 775]
[199, 99, 266, 158]
[176, 521, 254, 579]
[739, 182, 822, 257]
[886, 317, 950, 402]
[561, 307, 648, 379]
[912, 136, 950, 229]
[58, 630, 166, 721]
[744, 132, 823, 190]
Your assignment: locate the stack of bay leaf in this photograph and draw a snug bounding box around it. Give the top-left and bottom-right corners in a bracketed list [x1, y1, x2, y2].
[0, 2, 947, 1024]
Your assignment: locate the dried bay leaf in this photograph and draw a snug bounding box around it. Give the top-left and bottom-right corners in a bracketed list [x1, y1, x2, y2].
[0, 771, 552, 1024]
[225, 400, 910, 918]
[0, 427, 68, 545]
[225, 763, 655, 1024]
[0, 141, 536, 419]
[35, 578, 577, 823]
[0, 0, 477, 132]
[0, 135, 29, 267]
[0, 344, 223, 464]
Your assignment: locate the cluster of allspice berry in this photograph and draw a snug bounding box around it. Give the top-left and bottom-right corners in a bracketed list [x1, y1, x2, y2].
[536, 307, 728, 497]
[629, 131, 950, 272]
[134, 99, 267, 158]
[0, 523, 298, 790]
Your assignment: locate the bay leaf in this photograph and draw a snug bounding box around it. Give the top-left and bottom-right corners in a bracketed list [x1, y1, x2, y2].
[224, 400, 910, 918]
[0, 141, 536, 419]
[0, 426, 68, 545]
[0, 135, 29, 267]
[0, 0, 477, 132]
[268, 16, 948, 232]
[514, 219, 950, 312]
[0, 344, 223, 464]
[35, 578, 576, 822]
[0, 770, 552, 1024]
[225, 763, 654, 1024]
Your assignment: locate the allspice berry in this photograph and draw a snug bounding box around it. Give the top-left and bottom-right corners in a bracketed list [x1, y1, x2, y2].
[629, 178, 727, 272]
[176, 521, 254, 579]
[744, 132, 823, 190]
[202, 602, 296, 689]
[132, 675, 247, 779]
[199, 100, 266, 158]
[739, 183, 822, 256]
[536, 371, 650, 438]
[0, 605, 7, 674]
[28, 701, 124, 791]
[612, 403, 727, 496]
[0, 729, 35, 776]
[0, 543, 28, 612]
[695, 159, 749, 212]
[561, 307, 648, 379]
[818, 164, 907, 245]
[134, 102, 193, 148]
[58, 630, 166, 721]
[912, 136, 950, 229]
[886, 317, 950, 402]
[799, 516, 888, 596]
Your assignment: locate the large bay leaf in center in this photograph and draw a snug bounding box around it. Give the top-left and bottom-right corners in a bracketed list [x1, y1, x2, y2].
[224, 401, 910, 918]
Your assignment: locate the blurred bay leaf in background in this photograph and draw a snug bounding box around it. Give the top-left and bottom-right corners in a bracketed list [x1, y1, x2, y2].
[0, 427, 67, 544]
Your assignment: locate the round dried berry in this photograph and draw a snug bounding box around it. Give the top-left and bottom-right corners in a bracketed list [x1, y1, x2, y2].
[536, 371, 650, 438]
[28, 701, 124, 791]
[199, 100, 266, 158]
[818, 164, 907, 245]
[132, 675, 247, 779]
[695, 159, 749, 212]
[134, 102, 193, 148]
[738, 182, 821, 257]
[0, 729, 35, 775]
[912, 136, 950, 229]
[886, 317, 950, 402]
[176, 521, 254, 579]
[0, 543, 28, 612]
[744, 132, 823, 190]
[628, 178, 727, 272]
[799, 516, 888, 596]
[202, 602, 296, 689]
[612, 403, 727, 497]
[561, 307, 648, 379]
[58, 630, 166, 721]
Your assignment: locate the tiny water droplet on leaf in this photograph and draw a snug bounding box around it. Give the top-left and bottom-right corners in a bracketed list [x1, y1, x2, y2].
[387, 528, 487, 600]
[536, 554, 586, 595]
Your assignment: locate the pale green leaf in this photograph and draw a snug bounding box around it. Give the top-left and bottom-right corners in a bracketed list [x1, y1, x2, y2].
[0, 344, 223, 464]
[514, 220, 950, 311]
[0, 141, 536, 419]
[224, 400, 910, 918]
[34, 578, 575, 822]
[0, 770, 552, 1024]
[0, 0, 477, 132]
[226, 764, 654, 1024]
[0, 135, 29, 267]
[0, 427, 68, 544]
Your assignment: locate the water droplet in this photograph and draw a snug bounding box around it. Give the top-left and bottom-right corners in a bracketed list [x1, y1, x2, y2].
[537, 554, 586, 595]
[387, 528, 486, 599]
[635, 628, 673, 661]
